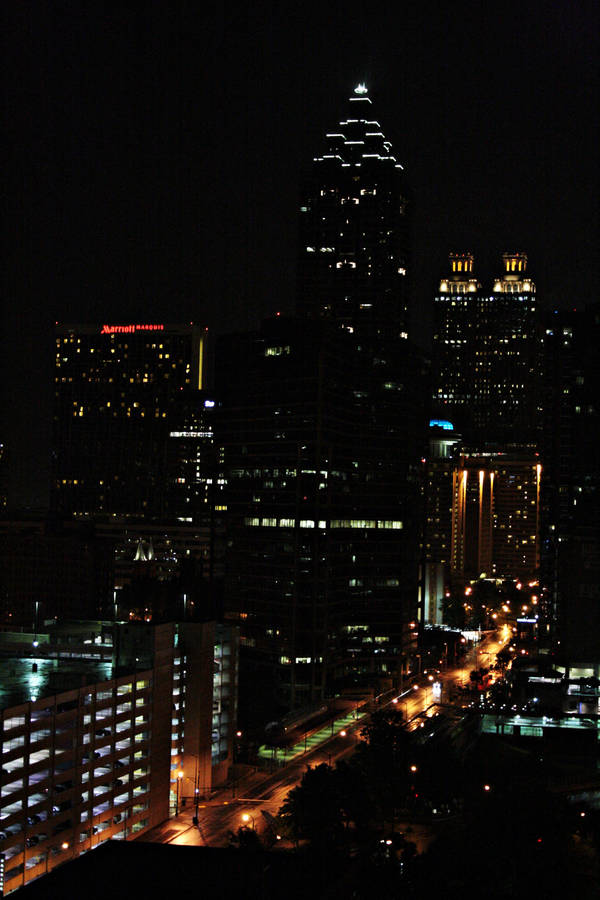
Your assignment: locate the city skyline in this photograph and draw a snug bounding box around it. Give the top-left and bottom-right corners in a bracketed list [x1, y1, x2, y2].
[3, 2, 598, 507]
[1, 9, 599, 891]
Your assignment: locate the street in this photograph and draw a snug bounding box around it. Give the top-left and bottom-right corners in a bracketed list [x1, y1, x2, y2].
[142, 630, 508, 848]
[142, 725, 362, 848]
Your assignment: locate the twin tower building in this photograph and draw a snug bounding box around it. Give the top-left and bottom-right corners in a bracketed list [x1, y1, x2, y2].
[52, 86, 540, 708]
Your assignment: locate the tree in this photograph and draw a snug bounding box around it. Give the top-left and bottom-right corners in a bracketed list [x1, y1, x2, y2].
[354, 710, 413, 823]
[335, 758, 376, 835]
[236, 824, 262, 850]
[441, 590, 467, 628]
[359, 708, 407, 753]
[469, 578, 503, 626]
[278, 764, 344, 849]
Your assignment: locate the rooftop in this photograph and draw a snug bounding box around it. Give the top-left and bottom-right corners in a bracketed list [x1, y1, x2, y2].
[0, 655, 113, 710]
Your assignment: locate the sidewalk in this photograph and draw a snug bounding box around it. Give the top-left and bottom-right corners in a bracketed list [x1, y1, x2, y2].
[256, 706, 368, 767]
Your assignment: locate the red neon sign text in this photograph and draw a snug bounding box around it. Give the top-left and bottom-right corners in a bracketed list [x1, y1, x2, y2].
[101, 324, 165, 334]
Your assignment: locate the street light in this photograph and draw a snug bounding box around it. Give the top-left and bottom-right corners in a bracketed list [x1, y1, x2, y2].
[191, 755, 201, 823]
[232, 733, 245, 798]
[175, 769, 183, 816]
[241, 812, 255, 829]
[184, 753, 207, 823]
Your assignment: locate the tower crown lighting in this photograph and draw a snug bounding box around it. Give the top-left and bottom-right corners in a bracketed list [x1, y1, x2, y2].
[298, 86, 410, 339]
[439, 252, 480, 294]
[494, 252, 535, 293]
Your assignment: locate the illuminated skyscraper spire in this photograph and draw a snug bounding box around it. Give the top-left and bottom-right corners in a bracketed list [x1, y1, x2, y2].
[314, 83, 404, 169]
[297, 85, 411, 342]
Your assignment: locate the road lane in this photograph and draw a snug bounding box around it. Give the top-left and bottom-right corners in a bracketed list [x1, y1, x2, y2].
[144, 630, 509, 848]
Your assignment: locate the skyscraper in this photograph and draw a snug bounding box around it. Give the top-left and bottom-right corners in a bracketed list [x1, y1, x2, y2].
[541, 304, 600, 661]
[215, 86, 427, 710]
[297, 84, 411, 343]
[432, 252, 540, 447]
[450, 450, 541, 584]
[426, 252, 542, 615]
[52, 322, 212, 519]
[423, 418, 461, 624]
[217, 317, 426, 709]
[51, 322, 225, 619]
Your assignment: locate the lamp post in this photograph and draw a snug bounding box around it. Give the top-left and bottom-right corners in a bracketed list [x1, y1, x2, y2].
[193, 756, 200, 824]
[33, 599, 40, 643]
[241, 812, 255, 830]
[409, 764, 418, 812]
[231, 732, 243, 798]
[175, 769, 183, 816]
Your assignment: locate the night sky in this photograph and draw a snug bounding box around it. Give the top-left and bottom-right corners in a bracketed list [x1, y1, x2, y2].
[3, 1, 598, 507]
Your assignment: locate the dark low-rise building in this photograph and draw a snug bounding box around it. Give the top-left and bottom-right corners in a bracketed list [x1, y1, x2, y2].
[0, 518, 114, 625]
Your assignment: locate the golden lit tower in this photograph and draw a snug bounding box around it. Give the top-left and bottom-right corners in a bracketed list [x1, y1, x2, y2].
[433, 251, 540, 446]
[450, 451, 540, 584]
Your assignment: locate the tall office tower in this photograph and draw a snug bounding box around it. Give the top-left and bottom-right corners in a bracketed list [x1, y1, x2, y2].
[541, 305, 600, 662]
[52, 323, 225, 618]
[432, 251, 540, 447]
[0, 439, 6, 510]
[217, 317, 426, 709]
[52, 322, 215, 520]
[450, 450, 541, 584]
[163, 391, 225, 523]
[423, 418, 461, 624]
[297, 84, 411, 343]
